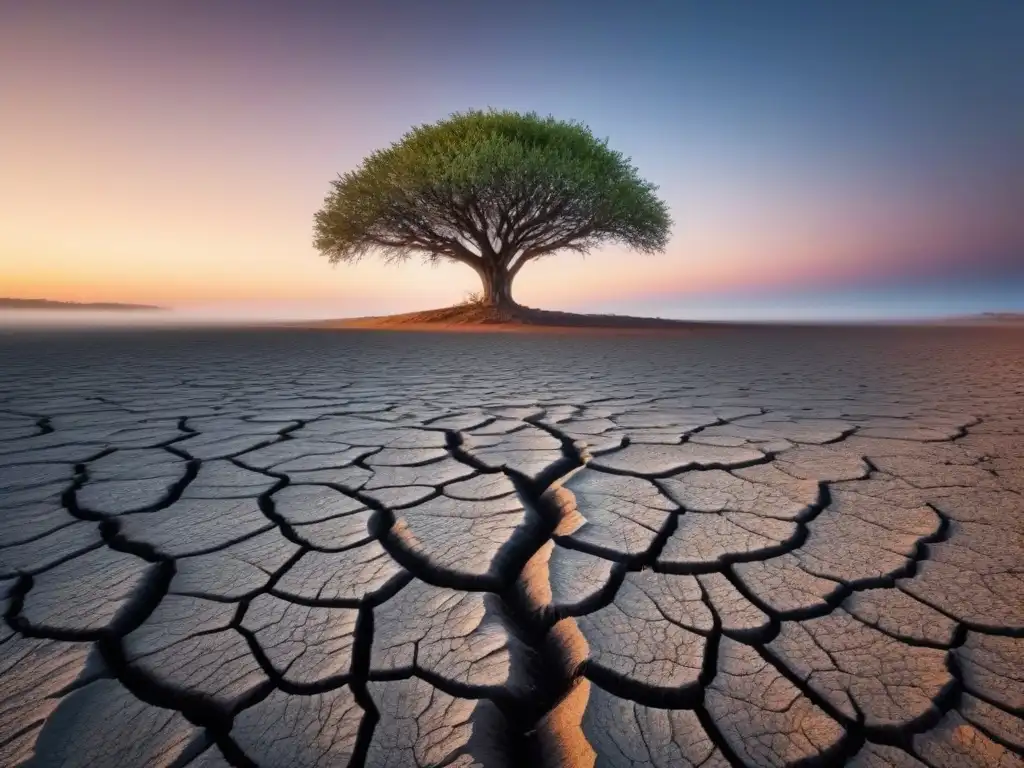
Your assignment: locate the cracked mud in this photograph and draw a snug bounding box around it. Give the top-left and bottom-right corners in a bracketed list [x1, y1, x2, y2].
[1, 327, 1022, 767]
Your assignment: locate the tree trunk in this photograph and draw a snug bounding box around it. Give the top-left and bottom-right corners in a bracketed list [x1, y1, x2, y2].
[477, 265, 517, 312]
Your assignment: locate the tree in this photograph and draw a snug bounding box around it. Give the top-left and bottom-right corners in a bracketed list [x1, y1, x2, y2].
[313, 110, 672, 312]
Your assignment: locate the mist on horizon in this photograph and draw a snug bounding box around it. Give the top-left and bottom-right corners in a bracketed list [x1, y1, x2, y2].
[3, 270, 1022, 329]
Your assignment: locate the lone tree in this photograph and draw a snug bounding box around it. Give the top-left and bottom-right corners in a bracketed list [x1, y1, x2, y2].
[313, 110, 671, 313]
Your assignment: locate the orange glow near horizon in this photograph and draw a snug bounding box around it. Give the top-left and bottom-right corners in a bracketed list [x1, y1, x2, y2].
[3, 188, 1018, 309]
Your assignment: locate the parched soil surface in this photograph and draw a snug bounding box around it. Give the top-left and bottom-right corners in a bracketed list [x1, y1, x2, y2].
[0, 325, 1021, 767]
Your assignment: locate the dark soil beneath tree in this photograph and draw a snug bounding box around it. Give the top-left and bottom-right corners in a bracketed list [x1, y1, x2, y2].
[299, 302, 732, 333]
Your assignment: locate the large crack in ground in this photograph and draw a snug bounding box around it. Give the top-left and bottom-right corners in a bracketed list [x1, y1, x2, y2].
[2, 415, 1008, 766]
[1, 327, 1022, 767]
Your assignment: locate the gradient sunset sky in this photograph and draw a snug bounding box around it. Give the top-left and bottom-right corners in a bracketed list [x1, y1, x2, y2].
[2, 1, 1022, 319]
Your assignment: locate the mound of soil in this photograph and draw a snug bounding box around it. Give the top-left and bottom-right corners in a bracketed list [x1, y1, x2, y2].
[304, 302, 723, 333]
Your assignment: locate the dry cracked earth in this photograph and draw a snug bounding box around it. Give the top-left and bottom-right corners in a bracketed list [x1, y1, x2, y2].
[0, 326, 1022, 768]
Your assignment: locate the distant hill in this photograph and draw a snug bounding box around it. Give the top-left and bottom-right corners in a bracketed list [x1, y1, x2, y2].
[958, 313, 1024, 323]
[0, 298, 163, 311]
[928, 312, 1024, 326]
[978, 312, 1024, 322]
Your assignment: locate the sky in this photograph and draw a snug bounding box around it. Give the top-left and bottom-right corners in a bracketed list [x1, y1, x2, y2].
[1, 0, 1022, 321]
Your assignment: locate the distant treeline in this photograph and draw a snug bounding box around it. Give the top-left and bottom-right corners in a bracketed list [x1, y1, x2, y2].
[0, 298, 162, 311]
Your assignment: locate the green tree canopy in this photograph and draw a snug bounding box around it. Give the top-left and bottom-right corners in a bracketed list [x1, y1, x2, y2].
[313, 109, 672, 310]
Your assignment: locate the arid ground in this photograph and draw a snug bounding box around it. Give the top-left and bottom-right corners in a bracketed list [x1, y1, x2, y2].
[0, 326, 1022, 767]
